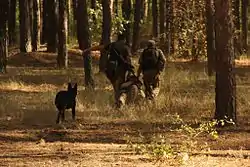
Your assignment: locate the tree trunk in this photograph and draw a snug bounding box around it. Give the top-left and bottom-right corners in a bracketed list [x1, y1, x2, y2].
[132, 0, 142, 53]
[101, 0, 112, 44]
[8, 0, 16, 45]
[41, 0, 48, 44]
[205, 0, 215, 76]
[58, 0, 68, 68]
[241, 0, 248, 53]
[147, 0, 151, 22]
[159, 0, 165, 49]
[47, 0, 58, 52]
[152, 0, 158, 37]
[214, 0, 237, 124]
[165, 0, 171, 54]
[144, 0, 148, 19]
[122, 0, 132, 45]
[77, 0, 95, 89]
[19, 0, 32, 53]
[140, 0, 145, 20]
[233, 0, 242, 55]
[32, 0, 41, 51]
[0, 0, 9, 73]
[29, 0, 33, 49]
[170, 0, 175, 54]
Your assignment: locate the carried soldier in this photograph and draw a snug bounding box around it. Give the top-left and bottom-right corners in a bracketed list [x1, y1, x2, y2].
[116, 71, 145, 108]
[83, 34, 134, 107]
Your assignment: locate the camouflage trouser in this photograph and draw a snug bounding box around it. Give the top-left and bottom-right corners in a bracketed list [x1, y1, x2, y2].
[142, 70, 160, 100]
[107, 67, 126, 106]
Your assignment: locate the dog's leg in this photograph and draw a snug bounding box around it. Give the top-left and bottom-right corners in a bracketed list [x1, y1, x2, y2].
[61, 109, 65, 122]
[72, 105, 76, 121]
[56, 110, 61, 124]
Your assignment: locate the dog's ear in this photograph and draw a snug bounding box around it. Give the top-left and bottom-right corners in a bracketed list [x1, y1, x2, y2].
[67, 83, 72, 90]
[73, 83, 77, 90]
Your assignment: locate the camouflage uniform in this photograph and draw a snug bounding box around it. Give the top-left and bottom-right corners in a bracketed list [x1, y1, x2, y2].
[137, 40, 166, 100]
[117, 72, 145, 108]
[99, 37, 134, 106]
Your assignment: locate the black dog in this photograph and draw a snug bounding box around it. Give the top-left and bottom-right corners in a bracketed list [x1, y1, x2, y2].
[55, 83, 77, 124]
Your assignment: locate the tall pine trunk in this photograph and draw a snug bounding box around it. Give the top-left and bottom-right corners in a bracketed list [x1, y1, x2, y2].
[47, 0, 58, 52]
[165, 0, 171, 54]
[214, 0, 237, 124]
[170, 0, 175, 54]
[205, 0, 215, 76]
[77, 0, 95, 89]
[19, 0, 32, 53]
[8, 0, 16, 45]
[41, 0, 48, 44]
[58, 0, 68, 68]
[101, 0, 112, 44]
[233, 0, 242, 55]
[152, 0, 158, 38]
[132, 0, 142, 53]
[122, 0, 132, 45]
[32, 0, 41, 51]
[241, 0, 248, 53]
[0, 0, 9, 73]
[159, 0, 165, 49]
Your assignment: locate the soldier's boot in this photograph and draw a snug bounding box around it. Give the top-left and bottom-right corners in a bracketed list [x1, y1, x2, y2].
[116, 92, 127, 108]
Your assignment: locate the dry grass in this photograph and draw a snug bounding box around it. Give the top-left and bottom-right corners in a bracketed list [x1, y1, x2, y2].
[0, 52, 250, 166]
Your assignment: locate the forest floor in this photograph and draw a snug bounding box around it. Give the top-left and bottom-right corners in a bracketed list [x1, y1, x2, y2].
[0, 49, 250, 166]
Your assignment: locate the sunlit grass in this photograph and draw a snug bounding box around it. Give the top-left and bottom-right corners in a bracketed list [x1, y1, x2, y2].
[0, 58, 250, 125]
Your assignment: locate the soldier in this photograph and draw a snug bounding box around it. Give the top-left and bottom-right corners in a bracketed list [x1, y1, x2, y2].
[137, 40, 166, 100]
[117, 72, 145, 108]
[83, 34, 134, 107]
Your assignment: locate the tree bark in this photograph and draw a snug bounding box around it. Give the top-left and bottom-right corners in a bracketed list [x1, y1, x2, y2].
[159, 0, 165, 49]
[165, 0, 171, 54]
[101, 0, 112, 44]
[170, 0, 175, 54]
[77, 0, 95, 89]
[8, 0, 16, 45]
[47, 0, 58, 52]
[132, 0, 142, 53]
[41, 0, 48, 44]
[32, 0, 41, 51]
[58, 0, 68, 68]
[122, 0, 132, 45]
[233, 0, 242, 55]
[241, 0, 248, 53]
[205, 0, 215, 76]
[214, 0, 237, 124]
[19, 0, 32, 53]
[152, 0, 158, 37]
[233, 0, 240, 30]
[0, 0, 9, 73]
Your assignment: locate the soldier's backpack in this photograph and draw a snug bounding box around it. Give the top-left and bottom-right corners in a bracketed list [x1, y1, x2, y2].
[105, 42, 125, 81]
[141, 48, 159, 71]
[105, 42, 134, 81]
[141, 48, 165, 72]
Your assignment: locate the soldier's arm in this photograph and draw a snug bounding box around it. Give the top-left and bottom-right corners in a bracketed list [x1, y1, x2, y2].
[157, 49, 166, 73]
[158, 49, 166, 63]
[82, 45, 106, 54]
